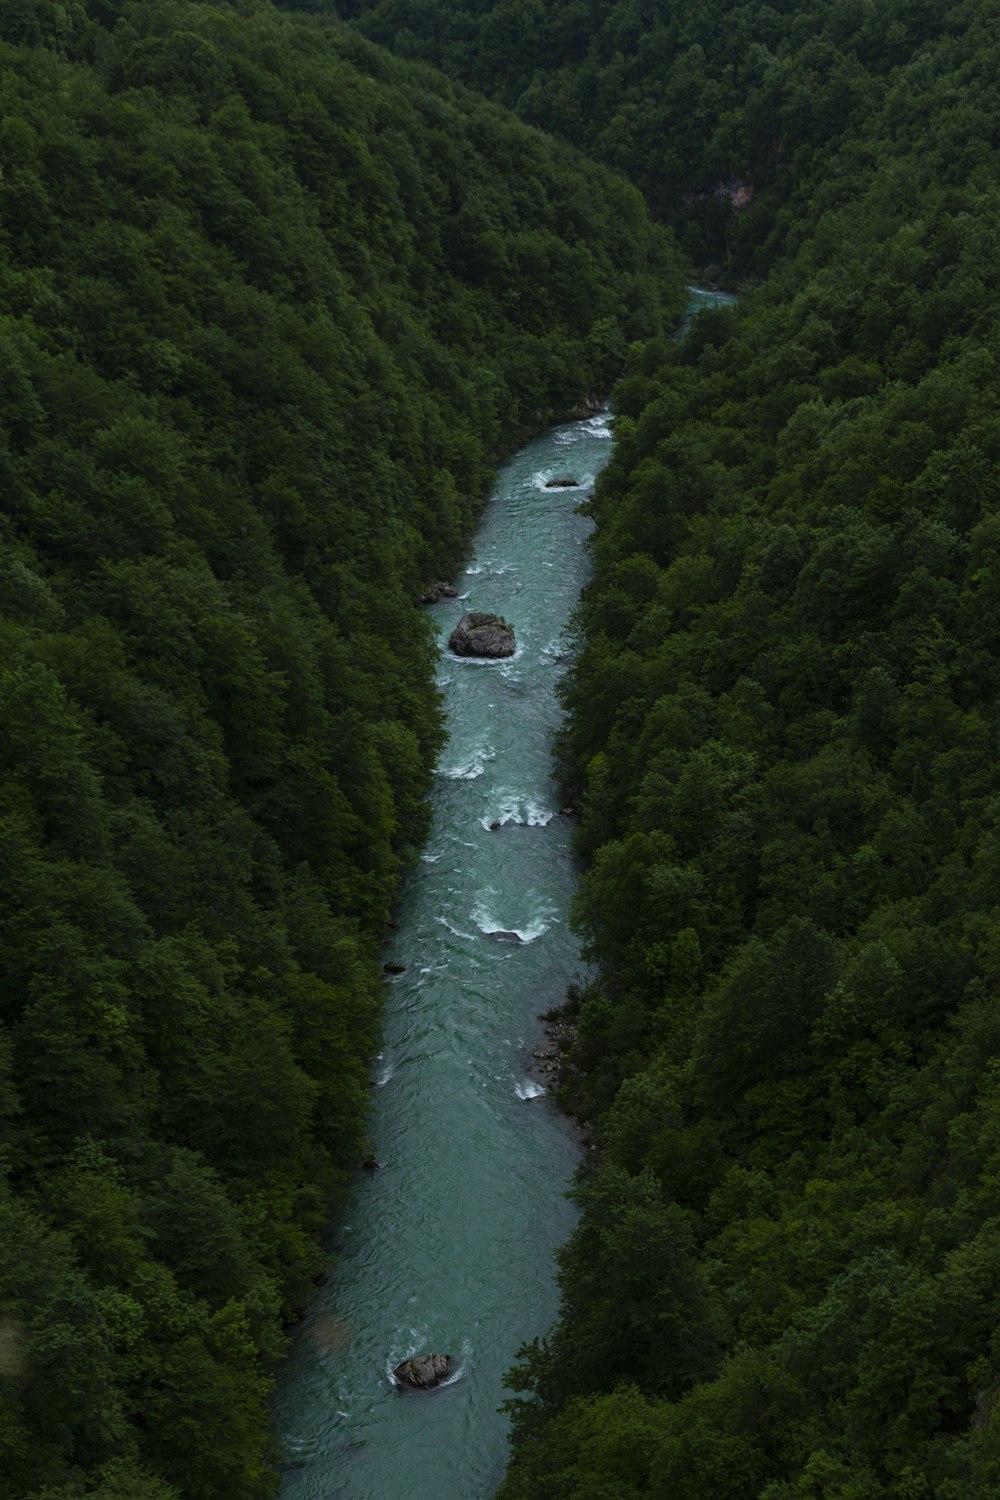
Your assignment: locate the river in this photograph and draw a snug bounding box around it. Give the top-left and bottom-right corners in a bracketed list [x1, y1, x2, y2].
[275, 291, 736, 1500]
[274, 409, 608, 1500]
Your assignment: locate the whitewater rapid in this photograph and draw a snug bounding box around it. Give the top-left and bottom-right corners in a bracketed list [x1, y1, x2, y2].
[274, 410, 612, 1499]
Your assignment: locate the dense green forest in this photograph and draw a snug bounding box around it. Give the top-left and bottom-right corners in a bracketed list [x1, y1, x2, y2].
[315, 0, 1000, 1492]
[0, 4, 682, 1496]
[11, 0, 1000, 1493]
[339, 0, 977, 269]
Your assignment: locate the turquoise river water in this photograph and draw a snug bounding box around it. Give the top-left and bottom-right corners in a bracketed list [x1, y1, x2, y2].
[275, 290, 736, 1500]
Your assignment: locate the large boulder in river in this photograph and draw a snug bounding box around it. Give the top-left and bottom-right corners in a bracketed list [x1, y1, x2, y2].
[448, 612, 516, 658]
[393, 1354, 454, 1390]
[545, 475, 579, 488]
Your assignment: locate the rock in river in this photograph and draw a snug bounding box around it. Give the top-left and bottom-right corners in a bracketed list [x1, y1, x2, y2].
[393, 1354, 454, 1390]
[420, 579, 459, 604]
[545, 475, 579, 488]
[486, 929, 523, 943]
[448, 612, 516, 659]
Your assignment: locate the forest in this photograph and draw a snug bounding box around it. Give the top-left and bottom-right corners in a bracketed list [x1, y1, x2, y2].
[0, 4, 682, 1497]
[7, 0, 1000, 1495]
[334, 0, 1000, 1494]
[507, 228, 1000, 1488]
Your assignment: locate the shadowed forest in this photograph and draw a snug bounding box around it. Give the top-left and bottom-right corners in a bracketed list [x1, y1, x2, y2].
[0, 4, 680, 1496]
[342, 0, 1000, 1494]
[6, 0, 1000, 1496]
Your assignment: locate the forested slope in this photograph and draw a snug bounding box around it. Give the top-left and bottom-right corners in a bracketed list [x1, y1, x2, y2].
[0, 5, 682, 1496]
[337, 0, 968, 270]
[475, 2, 1000, 1496]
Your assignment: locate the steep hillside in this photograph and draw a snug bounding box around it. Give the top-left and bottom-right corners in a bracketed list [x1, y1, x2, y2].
[0, 5, 682, 1497]
[337, 0, 963, 269]
[492, 3, 1000, 1495]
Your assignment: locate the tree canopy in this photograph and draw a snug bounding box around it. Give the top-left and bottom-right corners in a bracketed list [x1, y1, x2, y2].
[0, 4, 682, 1495]
[320, 0, 1000, 1495]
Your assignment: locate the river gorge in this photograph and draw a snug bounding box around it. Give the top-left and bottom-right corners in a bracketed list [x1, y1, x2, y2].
[276, 292, 734, 1500]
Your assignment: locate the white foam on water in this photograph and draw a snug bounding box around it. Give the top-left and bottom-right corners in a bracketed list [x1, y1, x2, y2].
[436, 914, 476, 941]
[420, 852, 441, 863]
[465, 564, 483, 575]
[386, 1328, 428, 1384]
[438, 746, 494, 780]
[515, 1079, 547, 1100]
[471, 896, 551, 944]
[479, 794, 553, 830]
[585, 415, 612, 438]
[374, 1060, 394, 1087]
[445, 761, 485, 780]
[386, 1336, 470, 1388]
[445, 639, 525, 668]
[531, 470, 595, 492]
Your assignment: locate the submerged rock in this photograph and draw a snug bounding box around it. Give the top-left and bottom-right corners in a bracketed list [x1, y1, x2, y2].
[448, 611, 516, 658]
[382, 961, 406, 975]
[545, 475, 579, 488]
[393, 1354, 454, 1390]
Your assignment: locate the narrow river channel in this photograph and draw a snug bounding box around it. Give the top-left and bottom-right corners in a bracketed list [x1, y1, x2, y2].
[275, 291, 736, 1500]
[275, 409, 608, 1500]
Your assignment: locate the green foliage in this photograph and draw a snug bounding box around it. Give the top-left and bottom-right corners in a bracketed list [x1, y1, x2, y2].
[481, 0, 1000, 1494]
[340, 0, 965, 271]
[0, 3, 681, 1495]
